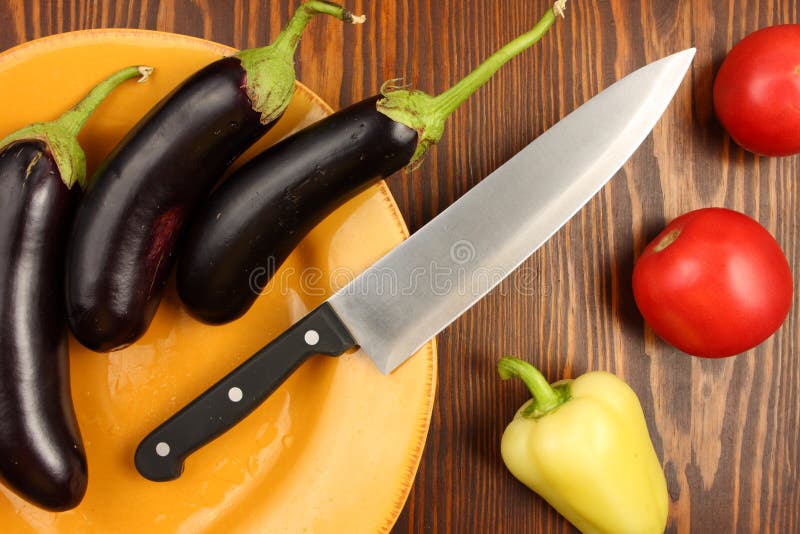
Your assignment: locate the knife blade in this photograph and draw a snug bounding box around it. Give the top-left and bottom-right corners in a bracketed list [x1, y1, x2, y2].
[136, 48, 695, 481]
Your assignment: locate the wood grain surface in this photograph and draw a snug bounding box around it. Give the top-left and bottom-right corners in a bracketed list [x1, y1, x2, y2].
[1, 1, 799, 532]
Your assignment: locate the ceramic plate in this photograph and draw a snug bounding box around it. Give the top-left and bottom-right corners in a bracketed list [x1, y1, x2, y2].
[0, 29, 435, 533]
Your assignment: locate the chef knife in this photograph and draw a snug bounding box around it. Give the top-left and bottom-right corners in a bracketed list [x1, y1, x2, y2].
[136, 48, 695, 481]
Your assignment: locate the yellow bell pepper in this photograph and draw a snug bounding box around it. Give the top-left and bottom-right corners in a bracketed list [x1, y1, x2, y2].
[497, 356, 669, 534]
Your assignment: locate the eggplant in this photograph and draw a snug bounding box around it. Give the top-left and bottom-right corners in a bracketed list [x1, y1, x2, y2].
[65, 1, 364, 352]
[176, 1, 566, 324]
[0, 66, 151, 511]
[176, 96, 415, 323]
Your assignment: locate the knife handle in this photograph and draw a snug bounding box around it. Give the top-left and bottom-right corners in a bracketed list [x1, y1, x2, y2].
[134, 302, 356, 482]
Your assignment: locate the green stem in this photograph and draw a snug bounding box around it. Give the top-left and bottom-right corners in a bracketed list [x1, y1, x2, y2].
[377, 0, 566, 167]
[55, 65, 153, 136]
[430, 2, 562, 119]
[0, 65, 152, 189]
[271, 1, 365, 55]
[498, 356, 567, 416]
[236, 1, 365, 124]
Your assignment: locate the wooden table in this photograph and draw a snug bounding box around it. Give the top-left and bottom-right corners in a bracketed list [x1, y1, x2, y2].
[2, 1, 798, 532]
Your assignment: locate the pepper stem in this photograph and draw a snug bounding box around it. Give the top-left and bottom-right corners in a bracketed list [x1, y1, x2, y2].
[377, 0, 566, 167]
[236, 1, 365, 124]
[55, 66, 153, 137]
[498, 356, 568, 417]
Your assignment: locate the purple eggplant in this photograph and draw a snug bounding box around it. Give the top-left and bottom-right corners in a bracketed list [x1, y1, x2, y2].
[0, 66, 151, 511]
[176, 1, 566, 324]
[65, 1, 363, 352]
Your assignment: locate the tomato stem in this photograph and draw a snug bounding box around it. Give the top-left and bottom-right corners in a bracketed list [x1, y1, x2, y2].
[654, 229, 681, 252]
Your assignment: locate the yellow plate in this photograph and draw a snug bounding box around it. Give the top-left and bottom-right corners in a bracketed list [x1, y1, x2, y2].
[0, 29, 435, 533]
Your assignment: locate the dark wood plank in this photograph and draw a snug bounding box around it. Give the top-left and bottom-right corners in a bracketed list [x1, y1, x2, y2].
[1, 1, 798, 532]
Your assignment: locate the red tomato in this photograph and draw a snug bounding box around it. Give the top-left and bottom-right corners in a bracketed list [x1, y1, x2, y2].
[632, 208, 793, 358]
[713, 24, 800, 156]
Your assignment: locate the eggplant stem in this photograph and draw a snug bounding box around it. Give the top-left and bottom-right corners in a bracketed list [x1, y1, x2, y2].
[0, 65, 150, 189]
[137, 66, 154, 83]
[271, 1, 365, 55]
[56, 65, 152, 137]
[429, 1, 564, 120]
[236, 1, 364, 125]
[376, 1, 565, 166]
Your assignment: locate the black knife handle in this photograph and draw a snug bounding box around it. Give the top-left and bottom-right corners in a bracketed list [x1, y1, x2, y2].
[134, 302, 356, 481]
